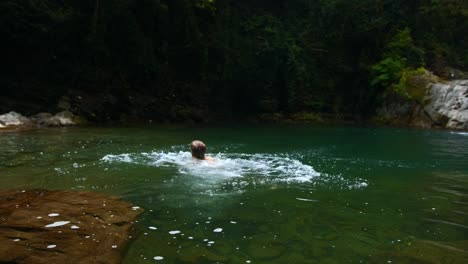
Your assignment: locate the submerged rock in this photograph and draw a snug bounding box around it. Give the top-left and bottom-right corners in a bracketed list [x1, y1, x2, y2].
[247, 240, 287, 260]
[0, 189, 143, 264]
[372, 239, 468, 263]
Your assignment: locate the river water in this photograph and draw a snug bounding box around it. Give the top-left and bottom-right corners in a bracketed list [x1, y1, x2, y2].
[1, 125, 467, 263]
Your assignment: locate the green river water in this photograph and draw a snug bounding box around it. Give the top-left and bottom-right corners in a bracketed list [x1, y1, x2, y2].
[1, 125, 468, 263]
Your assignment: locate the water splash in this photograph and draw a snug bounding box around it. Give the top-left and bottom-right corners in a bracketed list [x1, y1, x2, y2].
[101, 150, 369, 190]
[102, 151, 321, 183]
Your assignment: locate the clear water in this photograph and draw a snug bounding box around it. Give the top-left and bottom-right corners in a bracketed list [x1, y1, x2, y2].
[1, 125, 468, 263]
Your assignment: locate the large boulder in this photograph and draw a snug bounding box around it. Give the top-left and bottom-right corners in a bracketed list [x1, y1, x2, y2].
[0, 189, 143, 264]
[29, 111, 82, 127]
[29, 113, 59, 126]
[0, 111, 31, 127]
[425, 80, 468, 130]
[376, 77, 468, 130]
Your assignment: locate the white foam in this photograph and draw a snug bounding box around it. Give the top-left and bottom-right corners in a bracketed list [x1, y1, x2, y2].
[149, 226, 157, 230]
[48, 213, 60, 217]
[213, 228, 223, 233]
[71, 225, 80, 229]
[102, 151, 321, 182]
[154, 256, 164, 261]
[169, 230, 181, 235]
[451, 131, 468, 136]
[101, 154, 133, 163]
[296, 198, 317, 202]
[45, 221, 70, 228]
[102, 150, 369, 190]
[47, 245, 56, 249]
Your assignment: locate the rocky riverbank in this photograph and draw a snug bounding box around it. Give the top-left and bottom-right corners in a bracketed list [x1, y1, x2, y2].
[0, 111, 85, 131]
[2, 73, 467, 131]
[0, 189, 143, 264]
[375, 74, 468, 130]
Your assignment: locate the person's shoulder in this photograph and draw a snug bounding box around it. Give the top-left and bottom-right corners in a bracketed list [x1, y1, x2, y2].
[205, 156, 215, 161]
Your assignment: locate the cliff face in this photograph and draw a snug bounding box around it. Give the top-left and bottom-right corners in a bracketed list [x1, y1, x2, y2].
[376, 79, 468, 130]
[425, 80, 468, 130]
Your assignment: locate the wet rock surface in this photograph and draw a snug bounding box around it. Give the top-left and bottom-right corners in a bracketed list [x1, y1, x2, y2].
[0, 189, 143, 264]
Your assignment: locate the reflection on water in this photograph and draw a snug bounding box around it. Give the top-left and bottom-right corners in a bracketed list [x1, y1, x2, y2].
[1, 126, 468, 263]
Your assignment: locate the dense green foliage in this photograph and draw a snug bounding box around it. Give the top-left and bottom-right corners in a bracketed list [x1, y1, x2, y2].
[1, 0, 467, 121]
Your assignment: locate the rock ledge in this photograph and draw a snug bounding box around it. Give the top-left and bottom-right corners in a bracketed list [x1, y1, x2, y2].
[0, 189, 143, 264]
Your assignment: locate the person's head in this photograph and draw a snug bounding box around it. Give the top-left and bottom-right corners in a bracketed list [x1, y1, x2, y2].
[190, 140, 207, 160]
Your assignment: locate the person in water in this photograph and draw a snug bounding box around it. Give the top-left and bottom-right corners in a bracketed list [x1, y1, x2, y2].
[190, 140, 214, 161]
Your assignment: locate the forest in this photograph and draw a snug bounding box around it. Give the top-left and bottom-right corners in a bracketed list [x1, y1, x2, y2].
[1, 0, 467, 122]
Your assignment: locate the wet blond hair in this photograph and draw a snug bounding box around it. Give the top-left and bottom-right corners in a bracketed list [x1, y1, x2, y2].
[190, 140, 207, 160]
